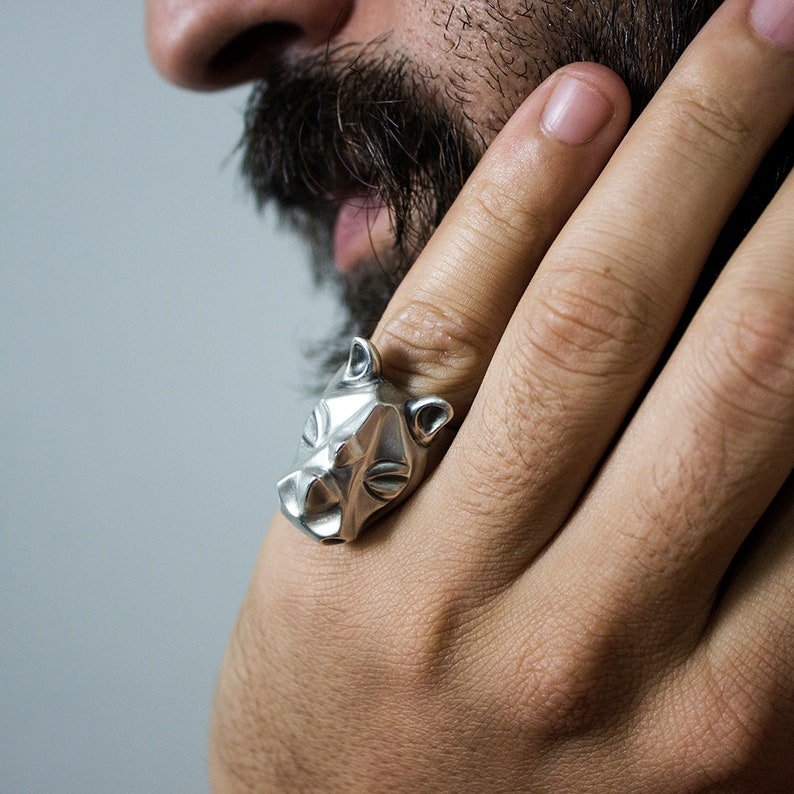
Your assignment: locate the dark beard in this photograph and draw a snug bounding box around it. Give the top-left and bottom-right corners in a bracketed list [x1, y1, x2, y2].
[239, 0, 792, 384]
[240, 49, 482, 380]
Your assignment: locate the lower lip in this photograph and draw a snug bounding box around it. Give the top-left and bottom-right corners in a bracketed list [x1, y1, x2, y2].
[333, 194, 386, 273]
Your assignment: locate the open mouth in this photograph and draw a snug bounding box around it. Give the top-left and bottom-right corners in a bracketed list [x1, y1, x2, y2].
[332, 191, 391, 273]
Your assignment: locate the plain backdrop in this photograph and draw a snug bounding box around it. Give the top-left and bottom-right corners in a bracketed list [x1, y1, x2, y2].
[2, 3, 336, 792]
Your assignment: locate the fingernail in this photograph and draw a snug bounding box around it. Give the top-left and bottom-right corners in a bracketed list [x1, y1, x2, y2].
[541, 76, 614, 145]
[750, 0, 794, 50]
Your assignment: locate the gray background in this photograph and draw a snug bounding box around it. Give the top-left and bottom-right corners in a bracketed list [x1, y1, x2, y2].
[2, 3, 335, 791]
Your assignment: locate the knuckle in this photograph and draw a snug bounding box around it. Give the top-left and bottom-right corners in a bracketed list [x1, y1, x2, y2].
[396, 598, 482, 689]
[724, 299, 794, 390]
[466, 173, 549, 247]
[448, 420, 544, 519]
[692, 295, 794, 434]
[630, 446, 718, 568]
[379, 296, 491, 393]
[501, 605, 648, 742]
[526, 262, 660, 379]
[519, 648, 632, 742]
[682, 657, 786, 788]
[662, 85, 753, 165]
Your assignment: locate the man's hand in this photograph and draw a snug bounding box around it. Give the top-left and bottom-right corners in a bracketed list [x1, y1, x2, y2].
[210, 0, 794, 789]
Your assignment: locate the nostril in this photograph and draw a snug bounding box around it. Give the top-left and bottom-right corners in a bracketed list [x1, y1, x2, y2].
[207, 22, 301, 84]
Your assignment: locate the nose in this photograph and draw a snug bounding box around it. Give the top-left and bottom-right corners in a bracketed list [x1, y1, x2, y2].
[146, 0, 354, 90]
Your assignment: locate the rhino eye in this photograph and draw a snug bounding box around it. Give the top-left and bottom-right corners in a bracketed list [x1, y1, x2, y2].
[364, 461, 411, 501]
[301, 404, 327, 447]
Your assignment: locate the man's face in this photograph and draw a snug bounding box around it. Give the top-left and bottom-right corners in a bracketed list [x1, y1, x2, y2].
[146, 0, 716, 368]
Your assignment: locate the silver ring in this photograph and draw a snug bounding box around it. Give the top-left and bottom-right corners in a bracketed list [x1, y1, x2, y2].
[277, 337, 453, 544]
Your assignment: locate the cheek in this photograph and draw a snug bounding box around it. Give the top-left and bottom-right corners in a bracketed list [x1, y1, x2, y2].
[388, 1, 543, 139]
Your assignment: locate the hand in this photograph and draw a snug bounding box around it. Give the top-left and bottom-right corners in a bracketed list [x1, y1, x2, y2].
[210, 0, 794, 789]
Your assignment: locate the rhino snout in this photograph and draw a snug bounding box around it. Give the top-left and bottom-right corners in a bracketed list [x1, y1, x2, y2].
[277, 469, 345, 543]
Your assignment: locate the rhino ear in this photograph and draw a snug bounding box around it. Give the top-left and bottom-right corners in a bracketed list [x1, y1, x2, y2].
[405, 396, 453, 446]
[343, 337, 382, 383]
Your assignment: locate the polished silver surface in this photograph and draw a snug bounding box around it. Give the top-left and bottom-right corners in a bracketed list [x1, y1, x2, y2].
[278, 337, 453, 544]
